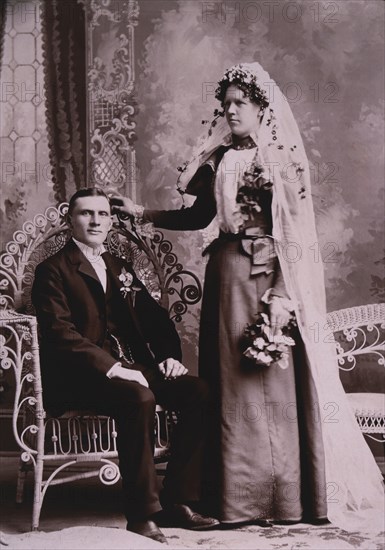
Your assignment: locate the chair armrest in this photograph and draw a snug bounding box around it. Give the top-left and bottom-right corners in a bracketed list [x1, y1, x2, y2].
[347, 393, 385, 418]
[0, 310, 45, 463]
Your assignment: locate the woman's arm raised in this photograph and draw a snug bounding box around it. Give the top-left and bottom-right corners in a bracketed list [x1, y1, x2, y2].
[110, 165, 217, 231]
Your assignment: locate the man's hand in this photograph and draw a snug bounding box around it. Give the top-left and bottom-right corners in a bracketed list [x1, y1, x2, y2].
[269, 296, 292, 337]
[158, 358, 188, 380]
[108, 364, 149, 387]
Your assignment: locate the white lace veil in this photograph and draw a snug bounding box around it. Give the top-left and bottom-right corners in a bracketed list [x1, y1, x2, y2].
[180, 62, 384, 532]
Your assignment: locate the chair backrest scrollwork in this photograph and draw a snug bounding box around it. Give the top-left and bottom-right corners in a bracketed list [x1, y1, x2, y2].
[0, 204, 70, 313]
[326, 303, 385, 373]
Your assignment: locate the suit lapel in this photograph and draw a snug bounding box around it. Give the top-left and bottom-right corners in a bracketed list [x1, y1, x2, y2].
[65, 241, 154, 363]
[102, 251, 149, 344]
[101, 251, 132, 303]
[65, 240, 105, 299]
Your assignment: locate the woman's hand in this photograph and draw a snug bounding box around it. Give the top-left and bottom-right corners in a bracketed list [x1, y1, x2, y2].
[110, 195, 138, 217]
[269, 296, 292, 337]
[106, 189, 138, 217]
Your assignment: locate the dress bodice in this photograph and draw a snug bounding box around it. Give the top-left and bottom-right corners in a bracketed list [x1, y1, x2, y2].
[214, 146, 273, 235]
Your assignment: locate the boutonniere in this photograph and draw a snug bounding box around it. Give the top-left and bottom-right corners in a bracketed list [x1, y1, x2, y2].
[118, 267, 142, 303]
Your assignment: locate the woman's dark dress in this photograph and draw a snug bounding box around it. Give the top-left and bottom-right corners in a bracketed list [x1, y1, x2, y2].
[145, 148, 327, 523]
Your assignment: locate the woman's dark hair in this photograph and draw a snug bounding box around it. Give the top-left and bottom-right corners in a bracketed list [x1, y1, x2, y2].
[68, 187, 110, 216]
[215, 78, 270, 109]
[215, 65, 270, 109]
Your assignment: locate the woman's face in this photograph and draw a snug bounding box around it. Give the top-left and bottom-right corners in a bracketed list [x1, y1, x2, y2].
[224, 84, 262, 138]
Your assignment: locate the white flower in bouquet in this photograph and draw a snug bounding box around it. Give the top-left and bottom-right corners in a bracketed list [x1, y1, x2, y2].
[243, 312, 297, 369]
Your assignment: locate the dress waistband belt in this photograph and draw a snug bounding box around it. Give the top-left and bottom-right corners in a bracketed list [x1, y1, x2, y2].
[217, 229, 273, 241]
[203, 228, 274, 258]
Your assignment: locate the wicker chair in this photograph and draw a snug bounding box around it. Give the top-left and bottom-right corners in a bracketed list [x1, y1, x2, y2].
[326, 303, 385, 443]
[0, 203, 202, 530]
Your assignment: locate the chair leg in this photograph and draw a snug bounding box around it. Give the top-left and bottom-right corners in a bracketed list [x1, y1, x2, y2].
[31, 456, 44, 531]
[15, 458, 30, 504]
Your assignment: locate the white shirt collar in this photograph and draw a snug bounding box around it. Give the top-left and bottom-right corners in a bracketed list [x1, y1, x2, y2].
[72, 238, 108, 292]
[72, 238, 107, 261]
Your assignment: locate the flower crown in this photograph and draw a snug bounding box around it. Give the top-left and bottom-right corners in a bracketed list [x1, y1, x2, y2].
[215, 64, 270, 109]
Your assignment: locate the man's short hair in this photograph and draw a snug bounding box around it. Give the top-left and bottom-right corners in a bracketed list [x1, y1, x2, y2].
[68, 188, 110, 216]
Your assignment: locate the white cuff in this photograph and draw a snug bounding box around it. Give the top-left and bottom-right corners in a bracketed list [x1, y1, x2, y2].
[106, 362, 122, 379]
[261, 288, 296, 312]
[133, 204, 145, 223]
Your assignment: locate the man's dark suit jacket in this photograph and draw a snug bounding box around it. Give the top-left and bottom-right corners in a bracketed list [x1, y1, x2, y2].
[32, 239, 182, 411]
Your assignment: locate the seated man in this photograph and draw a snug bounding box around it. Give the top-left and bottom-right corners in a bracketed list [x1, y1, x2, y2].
[32, 187, 219, 544]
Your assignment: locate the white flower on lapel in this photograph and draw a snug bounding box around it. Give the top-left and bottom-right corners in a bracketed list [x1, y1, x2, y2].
[118, 267, 141, 301]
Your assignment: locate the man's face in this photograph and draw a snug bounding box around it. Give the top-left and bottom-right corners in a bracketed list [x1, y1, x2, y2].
[69, 195, 112, 249]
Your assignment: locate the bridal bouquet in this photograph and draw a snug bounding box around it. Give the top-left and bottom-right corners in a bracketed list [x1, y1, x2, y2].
[243, 312, 297, 370]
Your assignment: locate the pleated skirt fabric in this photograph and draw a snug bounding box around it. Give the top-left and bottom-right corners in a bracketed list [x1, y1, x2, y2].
[199, 238, 328, 523]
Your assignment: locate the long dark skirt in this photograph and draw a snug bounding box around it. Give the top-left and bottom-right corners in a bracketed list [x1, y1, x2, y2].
[199, 239, 328, 523]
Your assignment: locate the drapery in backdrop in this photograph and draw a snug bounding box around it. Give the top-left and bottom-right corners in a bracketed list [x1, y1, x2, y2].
[41, 0, 87, 202]
[0, 3, 6, 72]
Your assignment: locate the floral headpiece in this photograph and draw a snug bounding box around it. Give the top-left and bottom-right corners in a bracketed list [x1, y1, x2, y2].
[215, 64, 270, 109]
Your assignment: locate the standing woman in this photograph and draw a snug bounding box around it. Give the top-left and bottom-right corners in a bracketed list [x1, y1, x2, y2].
[113, 63, 384, 531]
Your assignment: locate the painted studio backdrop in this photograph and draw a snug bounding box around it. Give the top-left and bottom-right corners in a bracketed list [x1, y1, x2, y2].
[0, 0, 384, 442]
